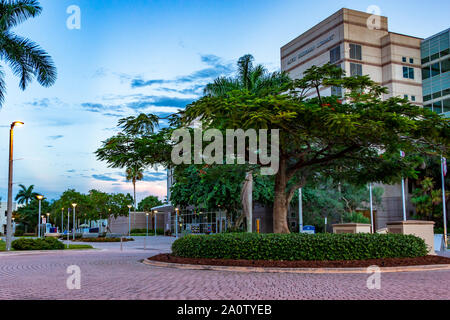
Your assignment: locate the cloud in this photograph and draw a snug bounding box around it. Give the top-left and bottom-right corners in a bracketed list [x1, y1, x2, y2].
[142, 171, 167, 182]
[48, 135, 64, 140]
[25, 98, 64, 108]
[92, 174, 118, 182]
[67, 169, 76, 173]
[130, 54, 233, 90]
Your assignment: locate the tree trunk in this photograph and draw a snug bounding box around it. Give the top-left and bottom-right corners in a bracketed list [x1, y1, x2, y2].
[273, 159, 290, 233]
[240, 171, 253, 233]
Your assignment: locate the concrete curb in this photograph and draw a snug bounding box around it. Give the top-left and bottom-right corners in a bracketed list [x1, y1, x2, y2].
[142, 258, 450, 274]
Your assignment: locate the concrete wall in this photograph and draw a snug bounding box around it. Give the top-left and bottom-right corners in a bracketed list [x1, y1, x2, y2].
[108, 211, 169, 235]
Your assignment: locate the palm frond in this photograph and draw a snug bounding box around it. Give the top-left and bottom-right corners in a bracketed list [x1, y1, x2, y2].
[0, 32, 56, 90]
[0, 0, 42, 30]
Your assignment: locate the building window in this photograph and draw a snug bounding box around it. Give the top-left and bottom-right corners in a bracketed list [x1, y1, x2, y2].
[349, 44, 362, 60]
[424, 104, 432, 111]
[422, 66, 431, 80]
[331, 86, 342, 96]
[432, 91, 442, 99]
[431, 62, 440, 77]
[404, 94, 408, 100]
[411, 96, 416, 101]
[350, 63, 362, 76]
[444, 99, 450, 113]
[442, 58, 450, 73]
[423, 94, 432, 102]
[402, 57, 407, 63]
[409, 58, 414, 64]
[433, 101, 442, 113]
[403, 66, 414, 79]
[330, 46, 340, 64]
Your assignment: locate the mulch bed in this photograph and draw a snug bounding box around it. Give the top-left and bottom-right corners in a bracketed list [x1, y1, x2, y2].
[148, 254, 450, 268]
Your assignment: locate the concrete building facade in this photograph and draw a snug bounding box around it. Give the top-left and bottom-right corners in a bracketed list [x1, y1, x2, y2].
[280, 8, 425, 229]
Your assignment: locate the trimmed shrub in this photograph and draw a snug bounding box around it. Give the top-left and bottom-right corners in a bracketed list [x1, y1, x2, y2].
[171, 233, 428, 261]
[11, 237, 65, 251]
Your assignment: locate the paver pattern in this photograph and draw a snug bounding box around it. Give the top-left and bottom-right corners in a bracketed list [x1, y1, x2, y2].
[0, 237, 449, 300]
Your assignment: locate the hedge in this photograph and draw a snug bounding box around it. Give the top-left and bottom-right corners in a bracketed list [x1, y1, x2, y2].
[11, 237, 65, 251]
[171, 233, 428, 261]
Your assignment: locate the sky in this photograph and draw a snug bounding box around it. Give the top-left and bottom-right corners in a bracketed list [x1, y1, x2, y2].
[0, 0, 449, 203]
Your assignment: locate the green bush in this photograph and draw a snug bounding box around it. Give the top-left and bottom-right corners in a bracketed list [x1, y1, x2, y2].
[171, 233, 428, 261]
[11, 237, 65, 251]
[14, 230, 24, 237]
[130, 228, 165, 235]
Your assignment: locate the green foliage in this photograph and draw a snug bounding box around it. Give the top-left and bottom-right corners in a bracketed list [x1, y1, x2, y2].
[138, 195, 163, 212]
[11, 237, 65, 251]
[172, 233, 428, 261]
[0, 0, 57, 107]
[14, 229, 24, 237]
[15, 197, 51, 231]
[15, 184, 38, 205]
[410, 177, 448, 228]
[342, 212, 370, 224]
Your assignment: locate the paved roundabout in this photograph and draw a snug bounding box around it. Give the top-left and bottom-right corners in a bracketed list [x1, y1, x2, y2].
[0, 237, 449, 300]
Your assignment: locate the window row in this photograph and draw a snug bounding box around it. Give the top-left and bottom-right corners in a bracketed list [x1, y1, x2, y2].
[423, 88, 450, 102]
[424, 98, 450, 114]
[402, 57, 414, 64]
[422, 58, 450, 80]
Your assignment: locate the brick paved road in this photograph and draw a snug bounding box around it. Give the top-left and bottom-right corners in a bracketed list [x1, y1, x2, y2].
[0, 237, 449, 300]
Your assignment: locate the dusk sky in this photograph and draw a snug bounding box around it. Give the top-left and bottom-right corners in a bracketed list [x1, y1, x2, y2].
[0, 0, 449, 203]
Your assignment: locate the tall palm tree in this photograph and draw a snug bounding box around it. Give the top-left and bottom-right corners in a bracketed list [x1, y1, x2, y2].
[15, 184, 37, 205]
[0, 0, 57, 106]
[204, 54, 289, 97]
[126, 166, 144, 210]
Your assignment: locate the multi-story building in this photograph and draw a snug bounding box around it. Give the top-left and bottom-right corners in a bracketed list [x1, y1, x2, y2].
[281, 8, 425, 229]
[0, 202, 18, 235]
[421, 28, 450, 116]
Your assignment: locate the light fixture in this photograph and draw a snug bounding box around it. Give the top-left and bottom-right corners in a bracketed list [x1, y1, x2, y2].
[11, 121, 24, 128]
[72, 203, 77, 208]
[36, 195, 43, 200]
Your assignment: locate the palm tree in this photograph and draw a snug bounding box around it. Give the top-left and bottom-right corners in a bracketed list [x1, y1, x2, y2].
[126, 166, 144, 210]
[15, 184, 37, 205]
[0, 0, 57, 107]
[204, 54, 289, 97]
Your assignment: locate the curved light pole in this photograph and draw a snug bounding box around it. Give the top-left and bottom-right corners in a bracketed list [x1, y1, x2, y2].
[5, 121, 24, 250]
[127, 205, 132, 236]
[36, 195, 44, 238]
[72, 203, 77, 240]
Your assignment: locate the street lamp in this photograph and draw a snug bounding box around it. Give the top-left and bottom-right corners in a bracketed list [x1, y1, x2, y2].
[72, 203, 77, 240]
[127, 205, 132, 236]
[145, 212, 149, 250]
[154, 210, 158, 236]
[5, 121, 24, 250]
[175, 208, 179, 239]
[61, 208, 64, 234]
[36, 195, 44, 238]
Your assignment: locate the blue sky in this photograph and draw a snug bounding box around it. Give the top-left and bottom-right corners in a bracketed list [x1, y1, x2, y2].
[0, 0, 449, 202]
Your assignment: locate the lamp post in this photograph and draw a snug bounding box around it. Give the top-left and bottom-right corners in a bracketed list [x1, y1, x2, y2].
[67, 207, 70, 248]
[36, 195, 44, 238]
[145, 212, 149, 250]
[154, 210, 158, 236]
[46, 213, 50, 234]
[72, 203, 77, 240]
[61, 208, 64, 234]
[5, 121, 24, 250]
[175, 208, 179, 239]
[12, 217, 15, 236]
[127, 205, 132, 237]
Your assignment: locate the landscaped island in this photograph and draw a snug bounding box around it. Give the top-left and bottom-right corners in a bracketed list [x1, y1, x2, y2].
[147, 233, 450, 268]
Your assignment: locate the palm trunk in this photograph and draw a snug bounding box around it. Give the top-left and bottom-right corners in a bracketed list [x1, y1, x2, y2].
[273, 158, 290, 233]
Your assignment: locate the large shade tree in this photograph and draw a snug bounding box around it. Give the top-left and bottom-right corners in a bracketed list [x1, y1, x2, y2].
[181, 63, 449, 233]
[0, 0, 56, 106]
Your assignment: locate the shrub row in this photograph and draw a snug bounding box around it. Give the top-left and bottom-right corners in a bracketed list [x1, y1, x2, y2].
[171, 233, 428, 261]
[131, 228, 165, 235]
[11, 237, 65, 251]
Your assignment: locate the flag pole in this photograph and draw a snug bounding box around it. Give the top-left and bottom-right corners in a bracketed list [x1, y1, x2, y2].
[441, 156, 448, 250]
